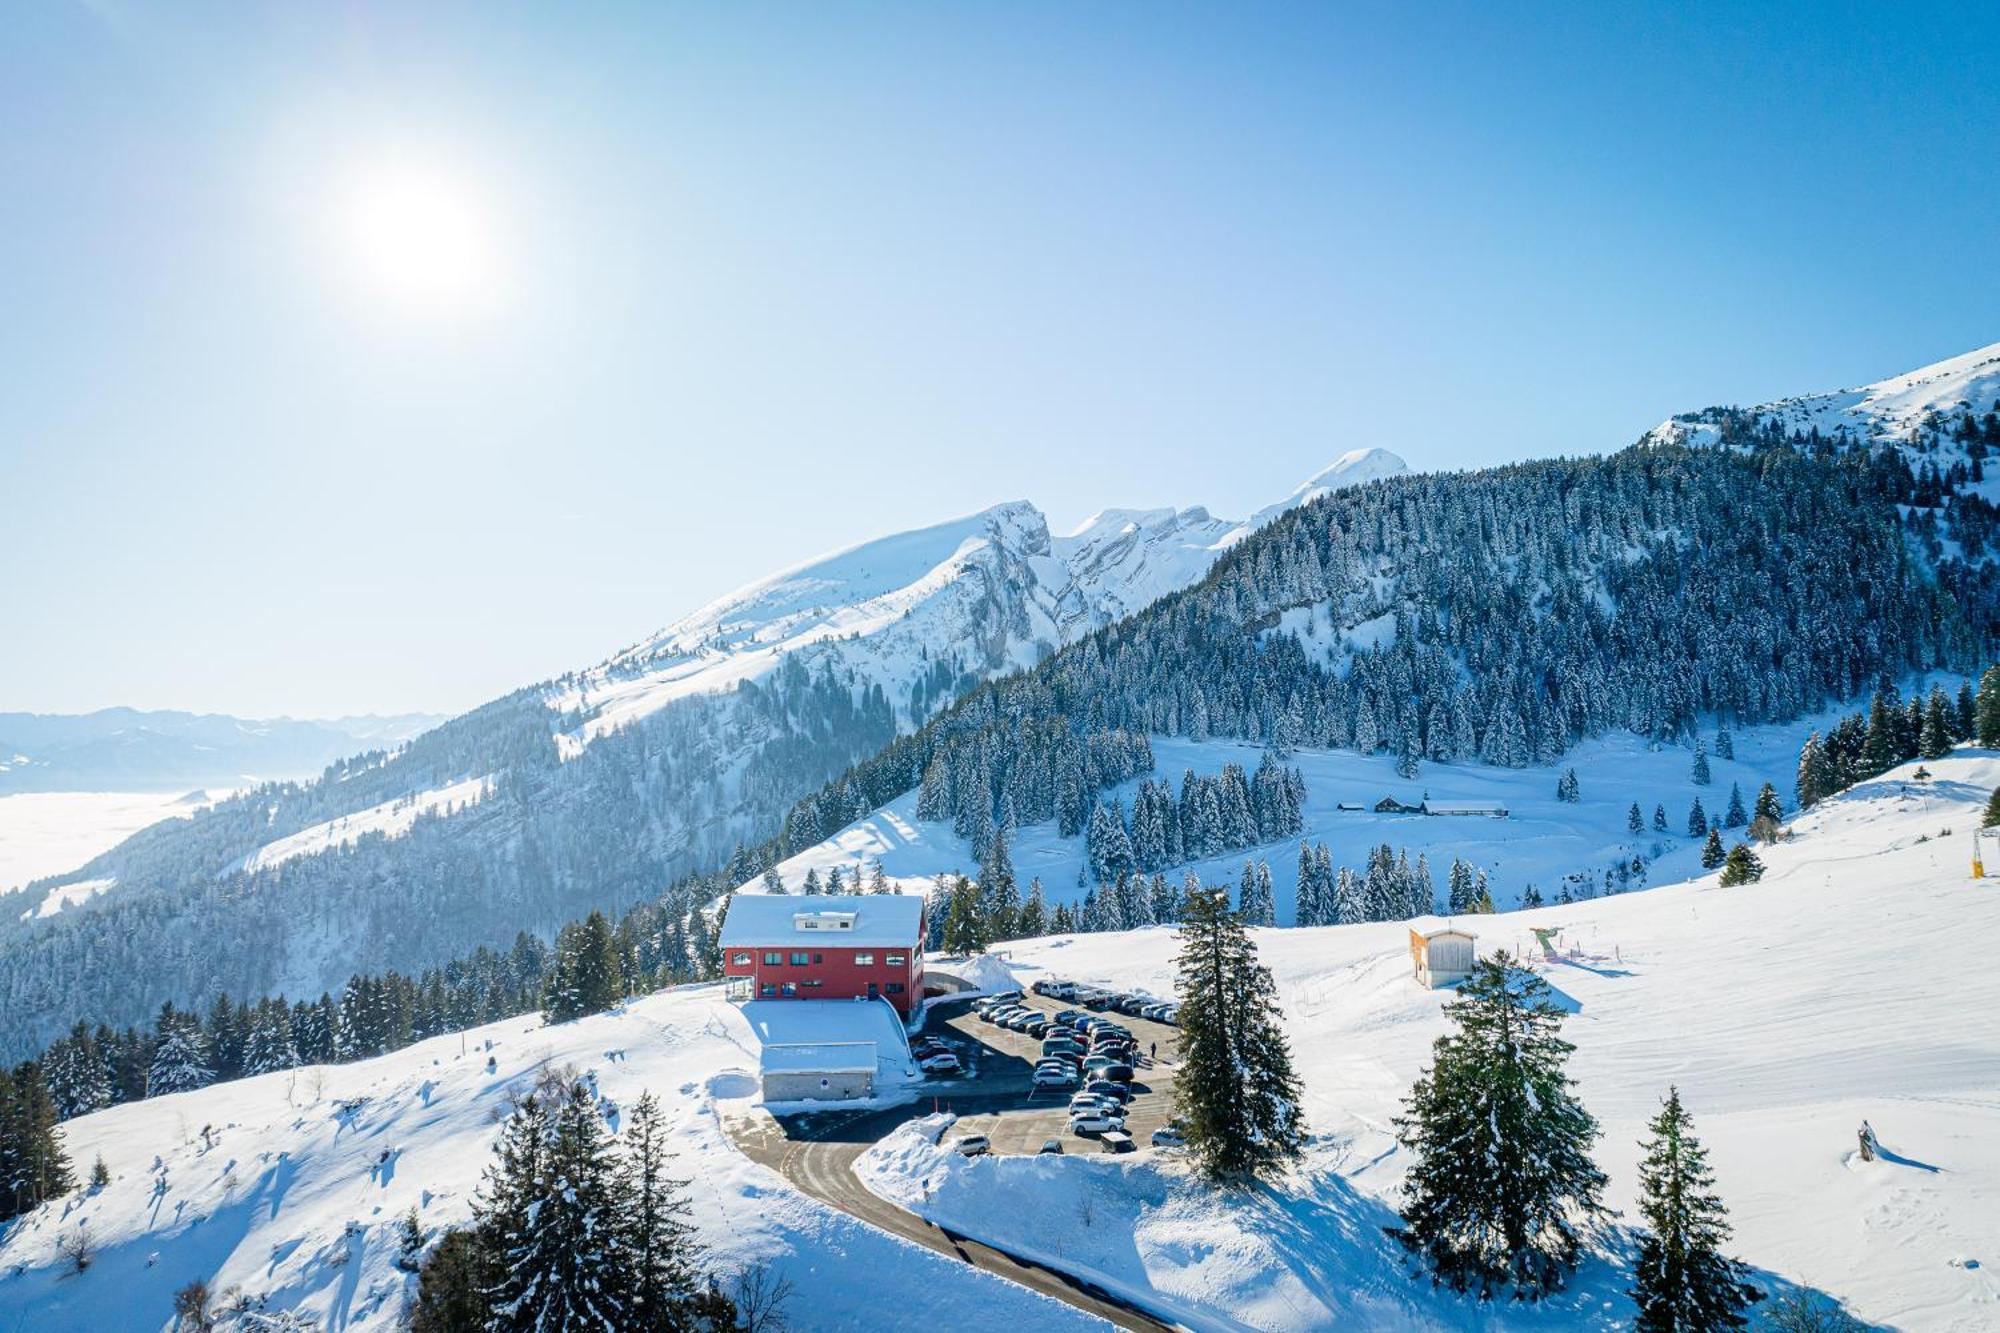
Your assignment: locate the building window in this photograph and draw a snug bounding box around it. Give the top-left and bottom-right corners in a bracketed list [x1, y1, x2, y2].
[781, 982, 798, 997]
[762, 952, 783, 966]
[854, 952, 875, 966]
[886, 982, 906, 994]
[759, 984, 777, 998]
[732, 952, 752, 967]
[885, 954, 906, 966]
[813, 953, 824, 964]
[790, 951, 810, 966]
[802, 979, 823, 988]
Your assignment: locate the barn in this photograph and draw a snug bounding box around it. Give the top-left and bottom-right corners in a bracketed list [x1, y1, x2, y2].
[720, 892, 927, 1014]
[1409, 924, 1478, 987]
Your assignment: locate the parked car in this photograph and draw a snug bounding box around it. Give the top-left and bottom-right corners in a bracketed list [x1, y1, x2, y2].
[1038, 1139, 1065, 1155]
[954, 1135, 991, 1157]
[990, 990, 1023, 1003]
[1069, 1112, 1125, 1136]
[1083, 1080, 1130, 1103]
[1100, 1063, 1136, 1083]
[1069, 1092, 1115, 1114]
[1150, 1126, 1186, 1148]
[1099, 1131, 1136, 1154]
[1033, 1067, 1077, 1087]
[920, 1053, 963, 1074]
[1023, 1019, 1050, 1038]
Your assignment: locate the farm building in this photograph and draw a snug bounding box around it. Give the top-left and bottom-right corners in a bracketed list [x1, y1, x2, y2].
[1336, 801, 1367, 812]
[720, 892, 927, 1014]
[1420, 798, 1508, 817]
[1409, 924, 1479, 987]
[1374, 795, 1420, 813]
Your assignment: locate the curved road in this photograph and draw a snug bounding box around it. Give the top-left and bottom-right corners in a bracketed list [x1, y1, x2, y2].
[728, 996, 1184, 1331]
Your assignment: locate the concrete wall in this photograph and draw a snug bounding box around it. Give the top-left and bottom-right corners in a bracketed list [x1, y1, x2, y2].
[762, 1068, 875, 1103]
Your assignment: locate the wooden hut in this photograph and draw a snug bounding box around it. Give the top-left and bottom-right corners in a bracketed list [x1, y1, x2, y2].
[1409, 925, 1478, 988]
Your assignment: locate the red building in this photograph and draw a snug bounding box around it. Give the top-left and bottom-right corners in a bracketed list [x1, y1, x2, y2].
[719, 893, 927, 1015]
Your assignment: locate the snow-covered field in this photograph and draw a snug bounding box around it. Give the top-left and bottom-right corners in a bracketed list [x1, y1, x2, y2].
[859, 749, 2000, 1330]
[0, 985, 1096, 1333]
[744, 701, 1869, 919]
[0, 790, 218, 896]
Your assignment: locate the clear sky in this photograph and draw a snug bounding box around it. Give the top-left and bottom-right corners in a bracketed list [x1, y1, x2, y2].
[4, 1, 1996, 718]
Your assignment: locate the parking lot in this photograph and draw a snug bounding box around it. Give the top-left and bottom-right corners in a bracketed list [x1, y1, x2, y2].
[920, 986, 1185, 1157]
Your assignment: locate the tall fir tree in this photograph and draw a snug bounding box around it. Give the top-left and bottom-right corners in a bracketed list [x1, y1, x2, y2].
[1977, 666, 2000, 748]
[1393, 953, 1606, 1298]
[1630, 1088, 1762, 1331]
[621, 1091, 705, 1330]
[543, 911, 625, 1024]
[1170, 887, 1305, 1183]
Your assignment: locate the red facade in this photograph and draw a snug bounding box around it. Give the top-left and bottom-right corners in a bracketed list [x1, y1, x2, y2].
[724, 936, 926, 1014]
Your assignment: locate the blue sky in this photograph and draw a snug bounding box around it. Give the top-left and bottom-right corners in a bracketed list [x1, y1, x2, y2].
[4, 1, 1996, 717]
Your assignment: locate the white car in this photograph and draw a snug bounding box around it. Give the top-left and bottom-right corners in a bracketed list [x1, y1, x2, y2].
[954, 1135, 991, 1157]
[1033, 1066, 1077, 1087]
[1150, 1126, 1186, 1148]
[1069, 1112, 1125, 1135]
[920, 1053, 962, 1074]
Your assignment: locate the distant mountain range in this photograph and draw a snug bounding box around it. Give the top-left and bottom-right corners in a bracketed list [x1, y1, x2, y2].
[0, 709, 443, 795]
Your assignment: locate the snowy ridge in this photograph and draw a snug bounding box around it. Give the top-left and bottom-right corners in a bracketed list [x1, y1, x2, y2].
[546, 449, 1408, 746]
[236, 775, 494, 874]
[1647, 341, 2000, 451]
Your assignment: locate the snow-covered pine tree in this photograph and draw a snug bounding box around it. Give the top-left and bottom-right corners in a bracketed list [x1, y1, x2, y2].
[1920, 686, 1954, 760]
[1691, 742, 1711, 786]
[542, 911, 625, 1024]
[1985, 788, 2000, 829]
[761, 866, 787, 895]
[0, 1062, 72, 1219]
[1752, 783, 1782, 827]
[1629, 1087, 1762, 1331]
[1653, 803, 1669, 833]
[147, 1016, 214, 1098]
[976, 827, 1020, 941]
[480, 1081, 634, 1330]
[1017, 879, 1048, 937]
[1700, 829, 1726, 870]
[244, 1002, 300, 1075]
[1448, 859, 1477, 914]
[1170, 886, 1305, 1182]
[1723, 784, 1746, 828]
[1687, 799, 1707, 838]
[1714, 725, 1734, 762]
[1627, 802, 1644, 834]
[1393, 953, 1606, 1298]
[621, 1091, 706, 1330]
[1978, 667, 2000, 748]
[1556, 769, 1580, 803]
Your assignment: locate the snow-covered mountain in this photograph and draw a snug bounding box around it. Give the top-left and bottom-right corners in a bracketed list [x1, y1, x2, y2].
[547, 447, 1409, 747]
[1646, 340, 2000, 456]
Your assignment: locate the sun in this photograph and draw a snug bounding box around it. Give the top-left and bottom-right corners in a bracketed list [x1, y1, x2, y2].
[336, 154, 505, 317]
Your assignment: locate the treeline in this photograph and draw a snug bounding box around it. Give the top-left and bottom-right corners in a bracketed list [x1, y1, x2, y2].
[0, 1062, 72, 1225]
[1085, 758, 1307, 882]
[1797, 674, 1996, 808]
[32, 897, 724, 1122]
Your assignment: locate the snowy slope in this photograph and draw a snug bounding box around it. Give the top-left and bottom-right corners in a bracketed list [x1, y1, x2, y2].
[547, 450, 1408, 745]
[862, 749, 2000, 1331]
[1647, 341, 2000, 453]
[237, 776, 494, 874]
[0, 986, 1097, 1333]
[737, 702, 1858, 918]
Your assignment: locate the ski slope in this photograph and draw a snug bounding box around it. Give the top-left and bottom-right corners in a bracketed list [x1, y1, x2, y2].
[236, 776, 494, 875]
[861, 749, 2000, 1331]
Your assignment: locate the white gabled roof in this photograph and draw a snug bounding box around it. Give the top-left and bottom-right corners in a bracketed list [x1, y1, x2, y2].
[1421, 799, 1509, 814]
[719, 892, 924, 948]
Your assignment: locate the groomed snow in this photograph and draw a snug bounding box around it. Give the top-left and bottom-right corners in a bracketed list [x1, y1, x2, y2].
[0, 985, 1100, 1332]
[858, 749, 2000, 1330]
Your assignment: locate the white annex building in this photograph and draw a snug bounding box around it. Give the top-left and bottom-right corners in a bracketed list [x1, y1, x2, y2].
[1409, 924, 1478, 988]
[738, 998, 921, 1105]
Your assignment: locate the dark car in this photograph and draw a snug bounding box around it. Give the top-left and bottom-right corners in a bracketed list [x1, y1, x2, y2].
[1038, 1139, 1065, 1155]
[1099, 1131, 1136, 1154]
[1084, 1079, 1131, 1102]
